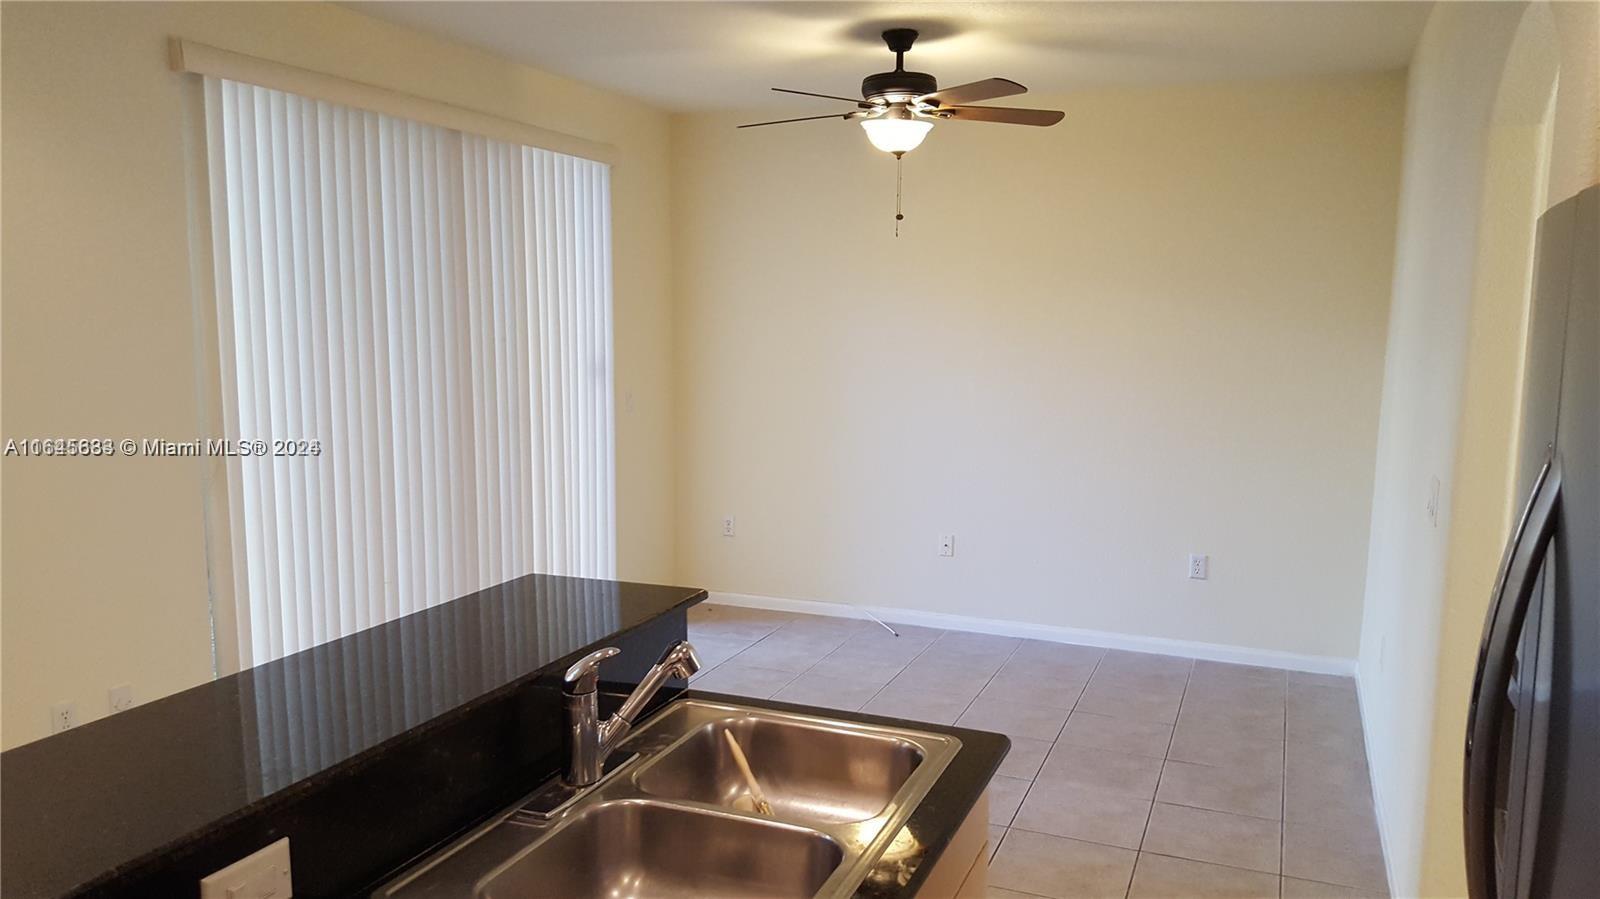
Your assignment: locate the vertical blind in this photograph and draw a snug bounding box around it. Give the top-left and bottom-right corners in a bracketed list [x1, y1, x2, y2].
[241, 578, 621, 797]
[203, 76, 615, 668]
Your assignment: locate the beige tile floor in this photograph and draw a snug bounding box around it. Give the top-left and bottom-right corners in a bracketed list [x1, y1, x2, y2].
[688, 603, 1389, 899]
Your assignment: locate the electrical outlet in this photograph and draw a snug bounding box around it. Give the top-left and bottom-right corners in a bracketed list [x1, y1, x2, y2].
[721, 516, 736, 538]
[109, 683, 135, 713]
[938, 534, 955, 557]
[1187, 553, 1209, 580]
[199, 837, 292, 899]
[49, 702, 78, 734]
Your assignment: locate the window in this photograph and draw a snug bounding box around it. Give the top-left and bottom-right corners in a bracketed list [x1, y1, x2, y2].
[202, 76, 614, 668]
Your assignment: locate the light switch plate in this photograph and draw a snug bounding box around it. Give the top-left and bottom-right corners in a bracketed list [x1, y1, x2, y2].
[199, 837, 292, 899]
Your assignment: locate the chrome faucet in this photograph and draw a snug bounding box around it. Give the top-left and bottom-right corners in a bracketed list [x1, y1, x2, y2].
[562, 640, 701, 786]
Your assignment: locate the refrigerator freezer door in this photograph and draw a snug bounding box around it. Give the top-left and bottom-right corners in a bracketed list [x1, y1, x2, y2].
[1465, 456, 1562, 899]
[1514, 195, 1575, 495]
[1465, 184, 1597, 899]
[1535, 184, 1598, 899]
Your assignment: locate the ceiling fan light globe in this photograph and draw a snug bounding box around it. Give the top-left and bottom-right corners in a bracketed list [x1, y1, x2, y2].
[860, 117, 932, 155]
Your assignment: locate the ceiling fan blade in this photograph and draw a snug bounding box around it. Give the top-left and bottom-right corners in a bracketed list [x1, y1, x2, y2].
[936, 106, 1065, 126]
[771, 87, 876, 109]
[737, 112, 854, 129]
[918, 77, 1026, 107]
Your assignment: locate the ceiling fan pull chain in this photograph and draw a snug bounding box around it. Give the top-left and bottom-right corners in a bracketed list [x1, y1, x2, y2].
[894, 154, 904, 237]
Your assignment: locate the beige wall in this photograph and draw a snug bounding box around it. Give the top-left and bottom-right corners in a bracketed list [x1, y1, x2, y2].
[671, 73, 1404, 659]
[1355, 2, 1598, 895]
[1417, 8, 1558, 894]
[1544, 1, 1600, 205]
[0, 1, 677, 749]
[1353, 8, 1528, 892]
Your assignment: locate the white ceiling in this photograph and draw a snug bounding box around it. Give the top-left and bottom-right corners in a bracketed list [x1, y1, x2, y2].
[350, 1, 1432, 112]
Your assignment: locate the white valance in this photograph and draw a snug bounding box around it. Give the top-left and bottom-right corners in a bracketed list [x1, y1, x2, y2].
[169, 37, 615, 165]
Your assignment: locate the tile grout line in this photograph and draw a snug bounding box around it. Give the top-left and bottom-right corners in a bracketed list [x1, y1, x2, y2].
[1127, 658, 1193, 899]
[852, 625, 949, 712]
[964, 636, 1053, 863]
[953, 637, 1026, 736]
[700, 612, 873, 698]
[1002, 820, 1287, 879]
[1131, 848, 1287, 879]
[965, 637, 1024, 712]
[995, 646, 1109, 887]
[775, 618, 876, 697]
[770, 616, 850, 684]
[1280, 673, 1289, 897]
[688, 611, 792, 680]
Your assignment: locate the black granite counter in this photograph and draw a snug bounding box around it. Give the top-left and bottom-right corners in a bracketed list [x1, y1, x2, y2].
[1, 574, 706, 898]
[3, 577, 1006, 899]
[687, 692, 1010, 899]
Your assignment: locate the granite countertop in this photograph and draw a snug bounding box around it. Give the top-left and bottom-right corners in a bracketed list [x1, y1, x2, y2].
[1, 577, 1005, 899]
[687, 691, 1010, 899]
[1, 574, 706, 898]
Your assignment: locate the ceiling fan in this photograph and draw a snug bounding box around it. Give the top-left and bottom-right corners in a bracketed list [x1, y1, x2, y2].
[740, 28, 1065, 157]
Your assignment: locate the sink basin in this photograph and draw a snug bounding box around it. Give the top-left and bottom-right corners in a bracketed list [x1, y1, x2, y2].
[374, 700, 961, 899]
[480, 800, 841, 899]
[634, 717, 925, 824]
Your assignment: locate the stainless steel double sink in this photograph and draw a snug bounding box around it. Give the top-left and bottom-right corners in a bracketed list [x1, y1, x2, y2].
[376, 699, 962, 898]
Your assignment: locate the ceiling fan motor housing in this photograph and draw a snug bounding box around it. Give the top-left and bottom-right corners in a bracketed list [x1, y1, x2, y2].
[862, 70, 936, 102]
[863, 28, 936, 102]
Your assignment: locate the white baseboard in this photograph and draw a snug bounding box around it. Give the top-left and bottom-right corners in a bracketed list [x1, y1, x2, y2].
[1354, 669, 1401, 899]
[705, 591, 1357, 676]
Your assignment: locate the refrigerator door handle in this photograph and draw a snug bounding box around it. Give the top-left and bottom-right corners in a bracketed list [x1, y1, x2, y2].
[1464, 452, 1563, 899]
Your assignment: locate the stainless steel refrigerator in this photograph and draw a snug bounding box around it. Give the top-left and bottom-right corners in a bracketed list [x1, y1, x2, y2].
[1465, 183, 1598, 899]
